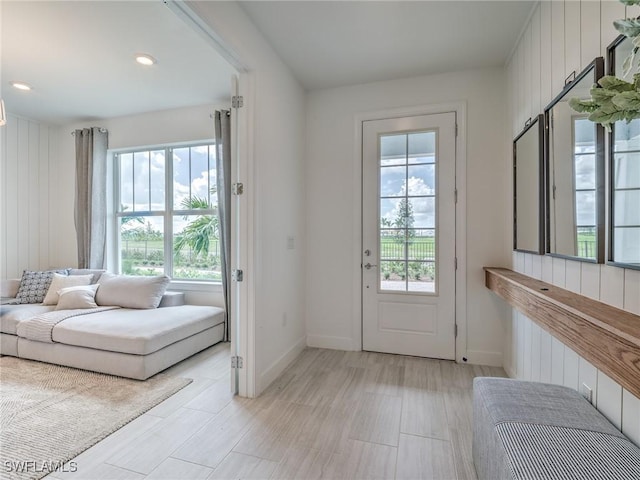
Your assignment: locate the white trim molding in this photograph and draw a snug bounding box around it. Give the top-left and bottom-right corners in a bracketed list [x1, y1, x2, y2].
[353, 101, 468, 363]
[258, 335, 306, 395]
[307, 334, 356, 351]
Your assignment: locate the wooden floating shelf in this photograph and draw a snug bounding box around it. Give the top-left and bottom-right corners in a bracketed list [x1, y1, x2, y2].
[484, 267, 640, 399]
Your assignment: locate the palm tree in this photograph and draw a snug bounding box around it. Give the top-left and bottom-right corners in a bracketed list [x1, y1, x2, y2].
[173, 194, 219, 260]
[120, 205, 144, 253]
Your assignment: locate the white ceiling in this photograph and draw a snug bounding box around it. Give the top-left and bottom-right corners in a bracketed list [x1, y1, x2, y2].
[1, 1, 236, 125]
[1, 1, 535, 125]
[239, 0, 535, 90]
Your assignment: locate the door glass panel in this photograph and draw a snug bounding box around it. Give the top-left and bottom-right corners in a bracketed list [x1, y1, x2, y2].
[380, 134, 407, 166]
[407, 165, 435, 194]
[408, 132, 436, 164]
[409, 197, 435, 229]
[380, 166, 407, 197]
[379, 131, 437, 293]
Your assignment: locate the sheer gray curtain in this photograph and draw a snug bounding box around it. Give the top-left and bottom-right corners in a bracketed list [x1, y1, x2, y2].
[215, 111, 231, 341]
[74, 127, 108, 269]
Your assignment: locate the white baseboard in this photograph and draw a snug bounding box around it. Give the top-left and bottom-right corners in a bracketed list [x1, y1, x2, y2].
[504, 365, 516, 379]
[257, 335, 306, 395]
[306, 334, 355, 351]
[465, 349, 503, 368]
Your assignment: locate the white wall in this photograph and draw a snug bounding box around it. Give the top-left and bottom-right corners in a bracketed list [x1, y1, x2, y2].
[186, 1, 307, 395]
[305, 67, 512, 366]
[0, 114, 59, 278]
[506, 0, 640, 446]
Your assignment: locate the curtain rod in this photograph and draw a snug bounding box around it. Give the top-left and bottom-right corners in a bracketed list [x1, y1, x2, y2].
[71, 127, 108, 136]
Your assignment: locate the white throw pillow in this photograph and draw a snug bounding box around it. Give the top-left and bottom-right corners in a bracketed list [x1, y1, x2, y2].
[43, 273, 93, 305]
[96, 273, 170, 309]
[56, 285, 99, 310]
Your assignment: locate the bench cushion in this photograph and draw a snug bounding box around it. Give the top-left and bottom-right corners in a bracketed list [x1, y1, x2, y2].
[473, 377, 640, 480]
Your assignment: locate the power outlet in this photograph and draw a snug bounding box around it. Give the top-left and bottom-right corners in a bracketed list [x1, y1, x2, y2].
[282, 312, 288, 327]
[287, 236, 295, 250]
[580, 383, 593, 404]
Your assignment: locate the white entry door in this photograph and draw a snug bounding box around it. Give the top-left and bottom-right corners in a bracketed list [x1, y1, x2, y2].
[362, 113, 456, 359]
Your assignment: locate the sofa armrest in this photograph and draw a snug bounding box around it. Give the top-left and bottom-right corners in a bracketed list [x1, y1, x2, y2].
[158, 291, 185, 307]
[1, 278, 20, 298]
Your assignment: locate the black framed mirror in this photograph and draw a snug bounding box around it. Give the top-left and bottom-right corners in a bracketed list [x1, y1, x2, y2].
[514, 115, 544, 253]
[544, 57, 605, 263]
[607, 36, 640, 270]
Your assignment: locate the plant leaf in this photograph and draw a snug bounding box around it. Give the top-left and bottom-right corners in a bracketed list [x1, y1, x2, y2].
[623, 51, 636, 77]
[612, 90, 640, 110]
[618, 0, 640, 6]
[590, 88, 618, 103]
[569, 97, 599, 113]
[614, 18, 640, 37]
[598, 75, 635, 91]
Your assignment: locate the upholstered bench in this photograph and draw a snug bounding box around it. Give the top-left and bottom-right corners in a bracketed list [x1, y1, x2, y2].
[473, 377, 640, 480]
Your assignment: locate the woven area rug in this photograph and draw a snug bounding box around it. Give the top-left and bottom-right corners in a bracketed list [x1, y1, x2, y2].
[0, 357, 191, 480]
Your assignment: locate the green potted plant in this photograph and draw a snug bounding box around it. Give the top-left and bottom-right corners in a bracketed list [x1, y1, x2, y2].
[570, 0, 640, 130]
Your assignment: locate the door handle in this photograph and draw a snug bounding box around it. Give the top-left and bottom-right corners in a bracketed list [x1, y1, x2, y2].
[363, 263, 378, 270]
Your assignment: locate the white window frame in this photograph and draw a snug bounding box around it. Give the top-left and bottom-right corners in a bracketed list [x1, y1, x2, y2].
[112, 141, 221, 284]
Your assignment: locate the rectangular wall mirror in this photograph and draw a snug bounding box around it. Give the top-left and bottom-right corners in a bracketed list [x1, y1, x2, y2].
[544, 57, 605, 263]
[514, 115, 544, 253]
[608, 36, 640, 269]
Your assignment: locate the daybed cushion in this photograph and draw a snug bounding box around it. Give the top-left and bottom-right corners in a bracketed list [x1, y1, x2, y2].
[0, 304, 56, 335]
[51, 305, 224, 355]
[17, 322, 224, 380]
[96, 273, 170, 309]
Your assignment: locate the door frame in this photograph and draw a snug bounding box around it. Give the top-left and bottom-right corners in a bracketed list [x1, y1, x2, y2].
[166, 0, 255, 396]
[353, 102, 468, 363]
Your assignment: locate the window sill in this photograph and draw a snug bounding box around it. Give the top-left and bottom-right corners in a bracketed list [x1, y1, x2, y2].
[169, 280, 222, 293]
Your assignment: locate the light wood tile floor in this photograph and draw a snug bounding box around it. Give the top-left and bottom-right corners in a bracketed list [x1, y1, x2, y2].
[48, 344, 506, 480]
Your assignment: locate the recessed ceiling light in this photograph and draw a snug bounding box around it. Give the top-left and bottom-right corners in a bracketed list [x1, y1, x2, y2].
[135, 54, 156, 66]
[11, 82, 32, 91]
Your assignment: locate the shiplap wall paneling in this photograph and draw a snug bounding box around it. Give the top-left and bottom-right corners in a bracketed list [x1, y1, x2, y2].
[601, 265, 624, 308]
[599, 371, 623, 429]
[601, 0, 626, 55]
[552, 257, 566, 286]
[581, 0, 601, 65]
[540, 1, 553, 112]
[38, 127, 52, 270]
[626, 270, 640, 314]
[565, 1, 582, 79]
[516, 42, 526, 132]
[581, 262, 601, 299]
[1, 114, 53, 278]
[550, 336, 565, 385]
[17, 118, 29, 272]
[551, 0, 566, 95]
[531, 6, 542, 118]
[542, 255, 553, 283]
[5, 116, 20, 278]
[623, 389, 640, 445]
[28, 122, 41, 270]
[1, 120, 6, 280]
[565, 260, 581, 293]
[530, 322, 542, 382]
[523, 23, 533, 123]
[540, 329, 553, 383]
